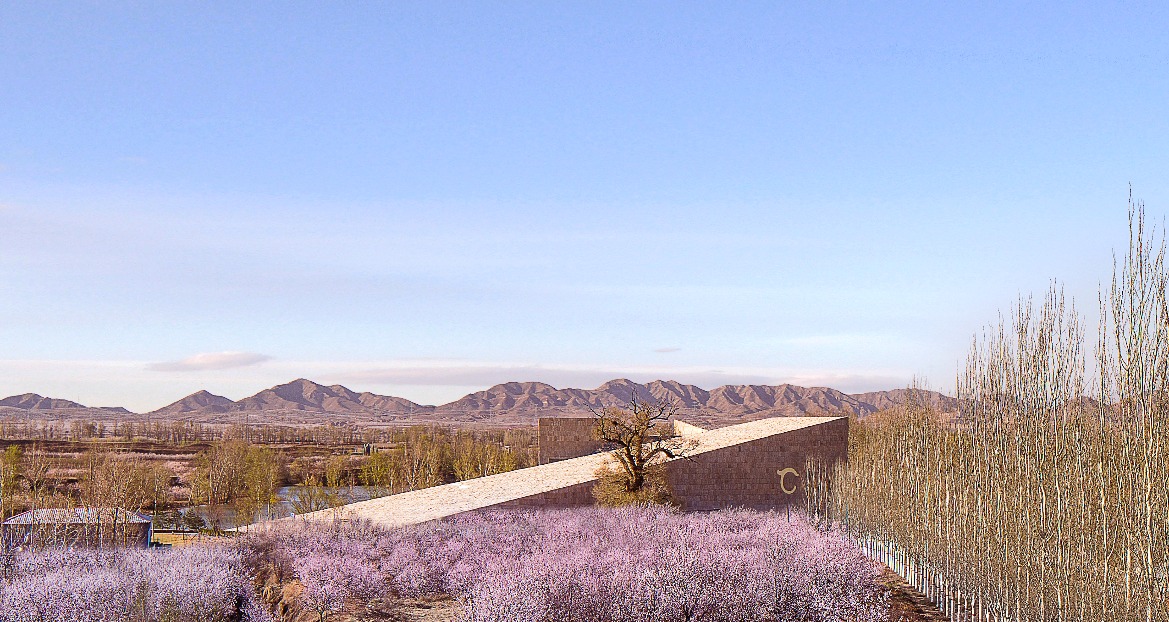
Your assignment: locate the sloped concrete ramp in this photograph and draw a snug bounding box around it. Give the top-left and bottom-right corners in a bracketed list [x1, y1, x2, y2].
[298, 415, 847, 528]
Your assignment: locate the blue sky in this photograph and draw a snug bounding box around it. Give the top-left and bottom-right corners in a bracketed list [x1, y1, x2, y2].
[2, 2, 1167, 411]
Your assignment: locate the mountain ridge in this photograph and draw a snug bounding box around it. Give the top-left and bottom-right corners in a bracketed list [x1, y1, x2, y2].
[0, 393, 87, 410]
[3, 379, 957, 425]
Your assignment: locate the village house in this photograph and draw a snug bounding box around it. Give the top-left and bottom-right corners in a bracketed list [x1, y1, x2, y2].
[2, 508, 153, 549]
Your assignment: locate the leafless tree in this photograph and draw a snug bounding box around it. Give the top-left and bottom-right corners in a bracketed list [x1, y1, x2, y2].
[289, 475, 337, 515]
[20, 446, 52, 509]
[399, 429, 446, 491]
[590, 397, 695, 506]
[0, 446, 21, 519]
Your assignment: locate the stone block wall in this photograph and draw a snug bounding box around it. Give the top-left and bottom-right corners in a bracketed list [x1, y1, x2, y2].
[666, 417, 848, 511]
[538, 417, 603, 464]
[493, 480, 596, 509]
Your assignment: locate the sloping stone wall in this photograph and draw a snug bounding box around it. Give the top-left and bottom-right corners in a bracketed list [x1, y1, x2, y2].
[493, 480, 596, 509]
[672, 419, 707, 439]
[666, 417, 847, 511]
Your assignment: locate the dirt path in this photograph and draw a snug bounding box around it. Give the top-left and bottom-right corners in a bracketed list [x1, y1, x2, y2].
[394, 597, 461, 622]
[882, 567, 949, 621]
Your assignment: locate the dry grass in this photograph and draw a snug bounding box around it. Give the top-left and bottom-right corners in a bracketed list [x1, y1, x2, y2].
[880, 568, 948, 622]
[151, 531, 204, 547]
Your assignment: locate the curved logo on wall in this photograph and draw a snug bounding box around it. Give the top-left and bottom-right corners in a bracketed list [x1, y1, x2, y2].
[776, 468, 800, 494]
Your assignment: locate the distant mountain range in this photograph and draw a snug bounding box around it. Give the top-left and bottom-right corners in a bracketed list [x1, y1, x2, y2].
[151, 380, 428, 417]
[0, 393, 132, 415]
[0, 378, 956, 427]
[0, 394, 87, 410]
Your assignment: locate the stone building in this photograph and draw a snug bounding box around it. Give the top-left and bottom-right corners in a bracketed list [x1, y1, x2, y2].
[299, 415, 849, 528]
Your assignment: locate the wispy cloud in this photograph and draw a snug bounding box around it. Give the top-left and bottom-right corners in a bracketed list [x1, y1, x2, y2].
[147, 351, 271, 372]
[653, 347, 681, 353]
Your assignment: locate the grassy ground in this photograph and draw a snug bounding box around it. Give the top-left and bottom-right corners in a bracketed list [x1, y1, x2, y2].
[151, 531, 206, 547]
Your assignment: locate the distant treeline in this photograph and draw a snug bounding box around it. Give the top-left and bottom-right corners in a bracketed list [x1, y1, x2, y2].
[0, 417, 520, 446]
[0, 425, 538, 529]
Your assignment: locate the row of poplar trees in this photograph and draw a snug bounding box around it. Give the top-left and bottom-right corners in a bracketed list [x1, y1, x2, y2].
[810, 202, 1168, 622]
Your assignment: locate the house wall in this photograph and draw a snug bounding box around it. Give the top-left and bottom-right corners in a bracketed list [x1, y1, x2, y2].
[2, 522, 152, 549]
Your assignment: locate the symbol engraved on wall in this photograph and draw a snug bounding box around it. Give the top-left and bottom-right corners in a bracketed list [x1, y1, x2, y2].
[777, 468, 800, 495]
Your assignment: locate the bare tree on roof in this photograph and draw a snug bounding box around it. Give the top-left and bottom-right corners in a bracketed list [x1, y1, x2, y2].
[590, 397, 696, 506]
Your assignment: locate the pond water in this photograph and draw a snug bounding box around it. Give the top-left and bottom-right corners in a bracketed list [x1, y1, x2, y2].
[176, 485, 384, 530]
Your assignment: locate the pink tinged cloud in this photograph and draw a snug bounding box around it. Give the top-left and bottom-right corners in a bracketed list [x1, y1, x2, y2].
[147, 351, 271, 372]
